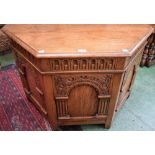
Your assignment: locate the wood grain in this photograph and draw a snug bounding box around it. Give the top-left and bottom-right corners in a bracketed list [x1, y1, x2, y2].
[68, 85, 98, 117]
[2, 24, 153, 58]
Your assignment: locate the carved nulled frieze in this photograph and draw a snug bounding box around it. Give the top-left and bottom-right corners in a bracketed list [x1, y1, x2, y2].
[121, 53, 141, 92]
[50, 58, 116, 71]
[54, 74, 112, 97]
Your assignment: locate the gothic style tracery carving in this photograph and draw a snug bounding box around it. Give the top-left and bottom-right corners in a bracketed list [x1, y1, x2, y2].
[50, 58, 117, 71]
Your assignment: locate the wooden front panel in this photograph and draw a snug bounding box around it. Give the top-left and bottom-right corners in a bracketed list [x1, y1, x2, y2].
[54, 73, 112, 125]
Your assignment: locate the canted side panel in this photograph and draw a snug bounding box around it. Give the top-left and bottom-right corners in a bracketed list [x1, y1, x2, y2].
[117, 51, 143, 111]
[13, 48, 47, 115]
[54, 74, 113, 123]
[117, 65, 135, 109]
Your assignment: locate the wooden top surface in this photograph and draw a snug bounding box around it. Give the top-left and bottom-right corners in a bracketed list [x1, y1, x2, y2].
[2, 24, 153, 58]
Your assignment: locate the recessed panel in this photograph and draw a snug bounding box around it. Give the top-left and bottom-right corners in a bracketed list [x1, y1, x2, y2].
[68, 85, 98, 117]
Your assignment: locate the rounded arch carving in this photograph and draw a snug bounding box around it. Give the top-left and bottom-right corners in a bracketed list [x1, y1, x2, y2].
[54, 74, 112, 97]
[67, 81, 100, 96]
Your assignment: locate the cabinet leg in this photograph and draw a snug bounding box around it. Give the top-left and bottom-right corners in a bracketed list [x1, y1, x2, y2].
[104, 122, 111, 129]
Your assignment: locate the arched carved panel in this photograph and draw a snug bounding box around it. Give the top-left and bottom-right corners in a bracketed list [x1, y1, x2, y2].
[54, 74, 112, 118]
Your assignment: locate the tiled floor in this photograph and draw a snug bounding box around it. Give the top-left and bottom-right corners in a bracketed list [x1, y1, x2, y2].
[0, 52, 155, 131]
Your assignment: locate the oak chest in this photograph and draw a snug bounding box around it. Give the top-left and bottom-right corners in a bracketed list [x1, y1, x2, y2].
[2, 24, 153, 130]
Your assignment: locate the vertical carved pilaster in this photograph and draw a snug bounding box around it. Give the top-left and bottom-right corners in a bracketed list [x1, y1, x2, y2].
[56, 98, 69, 118]
[97, 98, 110, 115]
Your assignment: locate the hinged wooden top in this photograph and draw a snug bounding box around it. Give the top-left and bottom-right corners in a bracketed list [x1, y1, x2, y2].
[2, 24, 153, 58]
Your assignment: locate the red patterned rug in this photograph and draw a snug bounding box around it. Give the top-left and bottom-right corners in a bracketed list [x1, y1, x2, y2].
[0, 65, 52, 131]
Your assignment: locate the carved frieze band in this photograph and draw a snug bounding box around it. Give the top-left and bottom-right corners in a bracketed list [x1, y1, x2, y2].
[50, 58, 117, 71]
